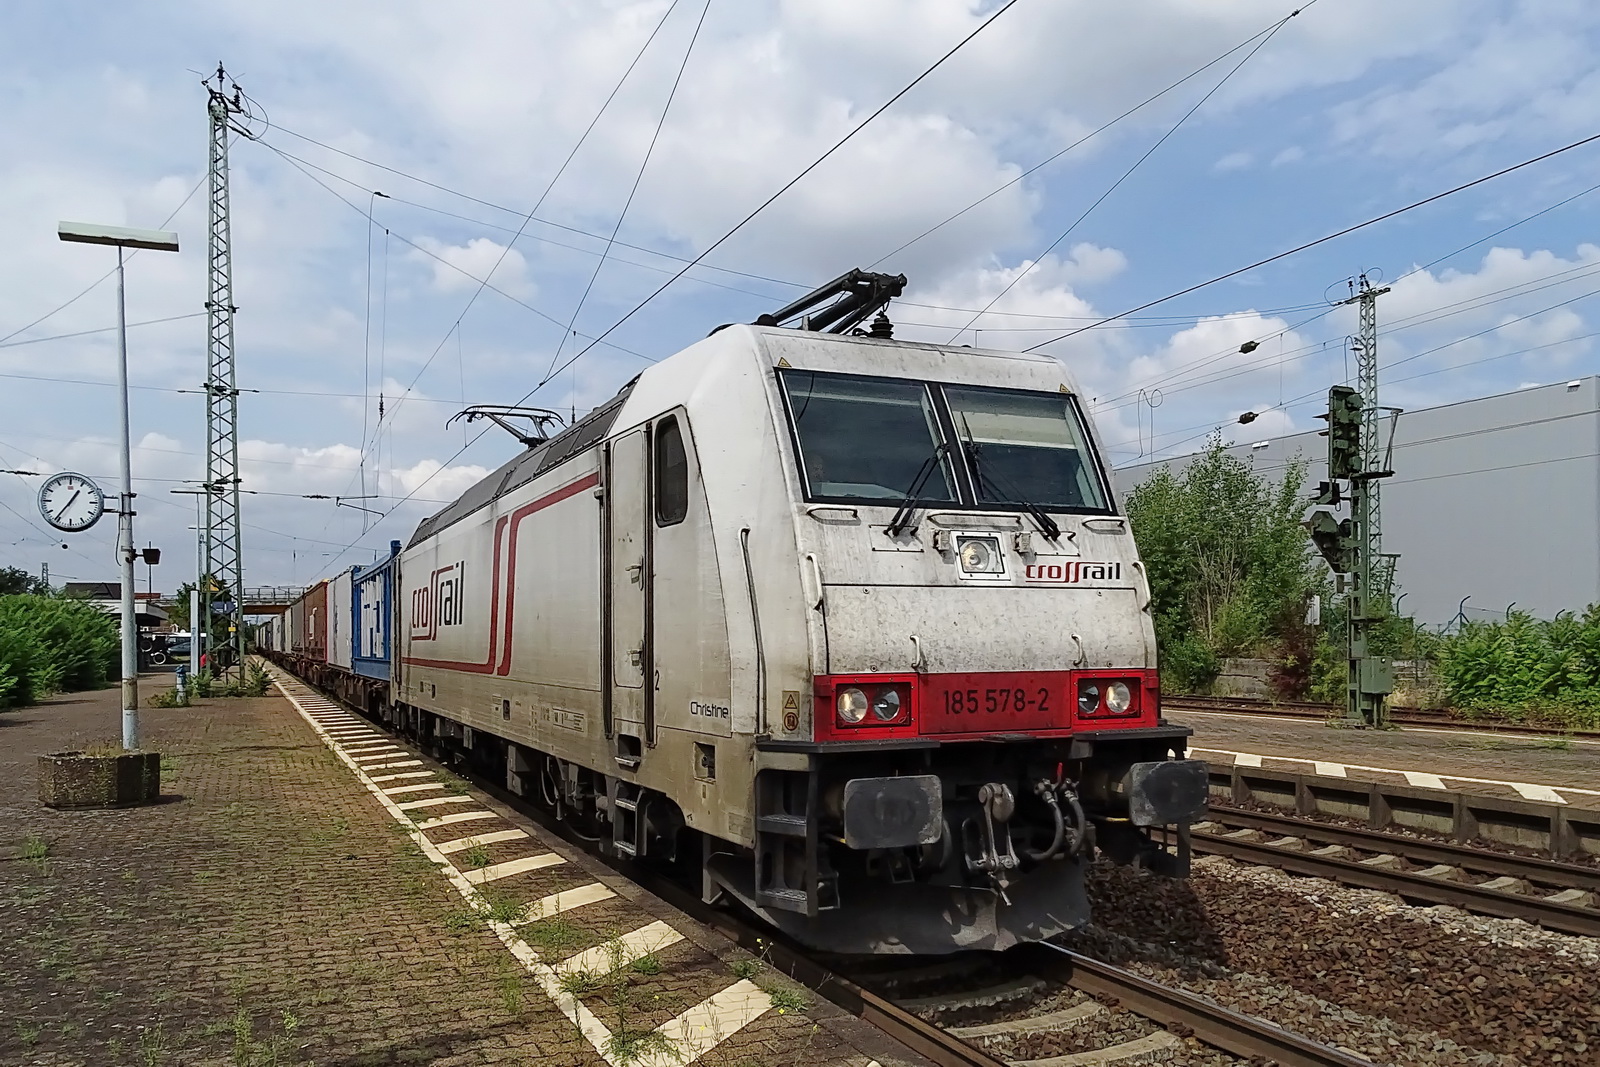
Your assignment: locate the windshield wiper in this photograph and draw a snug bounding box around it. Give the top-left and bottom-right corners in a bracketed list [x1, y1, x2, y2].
[958, 419, 1062, 542]
[885, 443, 949, 538]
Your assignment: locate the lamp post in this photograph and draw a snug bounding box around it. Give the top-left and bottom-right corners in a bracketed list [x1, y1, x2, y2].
[58, 221, 180, 751]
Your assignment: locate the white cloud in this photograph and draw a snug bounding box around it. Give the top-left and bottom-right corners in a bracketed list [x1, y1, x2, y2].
[411, 237, 534, 298]
[1270, 146, 1304, 167]
[1214, 151, 1253, 173]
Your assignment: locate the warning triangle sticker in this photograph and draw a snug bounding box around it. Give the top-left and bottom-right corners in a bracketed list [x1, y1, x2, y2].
[776, 357, 792, 368]
[782, 692, 799, 712]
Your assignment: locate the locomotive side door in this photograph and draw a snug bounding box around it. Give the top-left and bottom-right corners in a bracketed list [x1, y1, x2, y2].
[604, 426, 652, 748]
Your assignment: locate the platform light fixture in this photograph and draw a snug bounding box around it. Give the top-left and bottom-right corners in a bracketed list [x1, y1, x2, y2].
[59, 220, 180, 751]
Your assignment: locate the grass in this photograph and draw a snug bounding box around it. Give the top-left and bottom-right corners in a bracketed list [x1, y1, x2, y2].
[498, 971, 525, 1015]
[461, 843, 492, 868]
[730, 958, 760, 981]
[20, 833, 49, 866]
[521, 916, 586, 955]
[1536, 736, 1573, 751]
[138, 1024, 168, 1067]
[630, 953, 662, 976]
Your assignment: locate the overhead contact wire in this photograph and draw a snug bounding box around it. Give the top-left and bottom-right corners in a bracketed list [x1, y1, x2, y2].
[543, 0, 714, 385]
[1024, 128, 1600, 352]
[945, 2, 1310, 343]
[523, 0, 1027, 401]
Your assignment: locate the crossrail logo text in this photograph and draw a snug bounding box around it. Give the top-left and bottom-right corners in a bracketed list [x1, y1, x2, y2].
[1024, 561, 1122, 585]
[410, 561, 466, 640]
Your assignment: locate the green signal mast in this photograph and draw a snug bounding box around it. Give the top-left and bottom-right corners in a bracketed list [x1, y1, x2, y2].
[1308, 275, 1395, 728]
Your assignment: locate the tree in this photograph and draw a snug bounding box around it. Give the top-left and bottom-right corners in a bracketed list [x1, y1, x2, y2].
[1125, 434, 1325, 693]
[0, 567, 48, 597]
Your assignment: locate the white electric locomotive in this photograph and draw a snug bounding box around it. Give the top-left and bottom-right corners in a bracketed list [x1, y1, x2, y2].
[283, 271, 1207, 955]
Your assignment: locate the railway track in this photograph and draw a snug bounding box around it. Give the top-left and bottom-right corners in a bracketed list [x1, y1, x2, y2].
[1163, 694, 1600, 739]
[1193, 805, 1600, 937]
[854, 944, 1376, 1067]
[273, 664, 1378, 1067]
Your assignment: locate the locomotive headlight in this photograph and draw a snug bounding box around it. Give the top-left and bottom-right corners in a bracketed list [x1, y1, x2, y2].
[837, 687, 870, 723]
[958, 536, 1002, 573]
[871, 687, 902, 721]
[1104, 681, 1133, 713]
[1077, 681, 1100, 714]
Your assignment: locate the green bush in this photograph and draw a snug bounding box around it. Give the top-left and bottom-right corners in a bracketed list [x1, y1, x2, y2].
[1127, 435, 1325, 695]
[1434, 606, 1600, 726]
[1159, 635, 1221, 693]
[244, 664, 271, 697]
[0, 594, 120, 709]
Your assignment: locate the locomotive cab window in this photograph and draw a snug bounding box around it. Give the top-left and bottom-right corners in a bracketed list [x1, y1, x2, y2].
[944, 384, 1109, 512]
[654, 415, 689, 526]
[780, 370, 957, 504]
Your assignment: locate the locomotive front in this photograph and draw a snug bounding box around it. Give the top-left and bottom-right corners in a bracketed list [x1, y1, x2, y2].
[707, 326, 1208, 954]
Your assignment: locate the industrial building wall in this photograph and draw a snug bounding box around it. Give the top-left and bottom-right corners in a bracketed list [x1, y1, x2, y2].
[1113, 378, 1600, 627]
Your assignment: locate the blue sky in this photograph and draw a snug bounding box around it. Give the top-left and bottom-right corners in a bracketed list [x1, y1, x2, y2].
[3, 0, 1599, 590]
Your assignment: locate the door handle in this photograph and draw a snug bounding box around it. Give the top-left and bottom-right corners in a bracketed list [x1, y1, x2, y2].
[629, 648, 644, 667]
[804, 553, 824, 611]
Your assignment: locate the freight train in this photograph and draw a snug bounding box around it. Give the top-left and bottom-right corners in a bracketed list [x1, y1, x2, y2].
[260, 270, 1208, 955]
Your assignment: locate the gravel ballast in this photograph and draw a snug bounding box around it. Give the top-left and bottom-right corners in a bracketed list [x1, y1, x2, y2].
[1063, 858, 1598, 1065]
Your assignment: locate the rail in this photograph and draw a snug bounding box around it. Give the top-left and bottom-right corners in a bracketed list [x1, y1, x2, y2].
[1015, 944, 1376, 1067]
[1194, 807, 1600, 938]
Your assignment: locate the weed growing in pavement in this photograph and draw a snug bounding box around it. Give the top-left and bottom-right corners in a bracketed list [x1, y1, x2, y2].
[138, 1023, 167, 1066]
[521, 916, 586, 955]
[15, 1020, 42, 1046]
[497, 970, 525, 1015]
[603, 1023, 681, 1064]
[20, 833, 48, 866]
[462, 843, 492, 868]
[280, 1010, 300, 1036]
[148, 685, 190, 708]
[558, 967, 606, 997]
[230, 1007, 253, 1065]
[484, 892, 527, 925]
[768, 986, 810, 1014]
[730, 957, 759, 980]
[438, 771, 472, 795]
[1537, 736, 1573, 751]
[443, 908, 485, 932]
[630, 953, 663, 976]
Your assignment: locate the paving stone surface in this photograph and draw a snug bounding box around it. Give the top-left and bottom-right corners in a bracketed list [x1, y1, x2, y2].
[0, 675, 913, 1067]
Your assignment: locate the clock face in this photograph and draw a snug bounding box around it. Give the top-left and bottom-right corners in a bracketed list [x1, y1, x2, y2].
[38, 472, 106, 532]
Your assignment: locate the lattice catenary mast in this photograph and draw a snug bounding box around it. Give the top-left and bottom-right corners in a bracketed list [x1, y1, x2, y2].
[203, 65, 248, 679]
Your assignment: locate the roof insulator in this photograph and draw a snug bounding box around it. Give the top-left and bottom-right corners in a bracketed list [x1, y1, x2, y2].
[869, 310, 894, 339]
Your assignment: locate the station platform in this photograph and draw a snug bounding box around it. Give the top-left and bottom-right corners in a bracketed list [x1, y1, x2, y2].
[0, 674, 917, 1067]
[1173, 708, 1600, 810]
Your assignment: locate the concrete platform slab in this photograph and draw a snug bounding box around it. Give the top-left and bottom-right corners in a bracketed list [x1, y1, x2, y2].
[1175, 709, 1600, 809]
